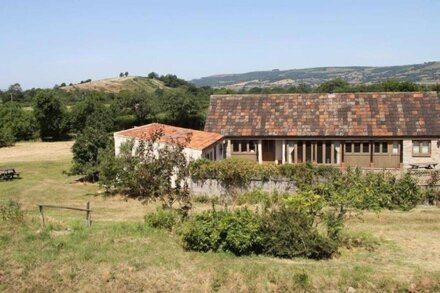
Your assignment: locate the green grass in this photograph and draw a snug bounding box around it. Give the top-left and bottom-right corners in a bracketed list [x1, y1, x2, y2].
[1, 143, 440, 291]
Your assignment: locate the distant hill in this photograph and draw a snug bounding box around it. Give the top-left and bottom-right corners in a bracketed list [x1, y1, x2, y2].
[61, 76, 166, 93]
[191, 61, 440, 89]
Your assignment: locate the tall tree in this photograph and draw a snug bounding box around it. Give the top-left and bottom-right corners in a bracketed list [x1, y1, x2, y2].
[4, 83, 24, 103]
[33, 91, 67, 140]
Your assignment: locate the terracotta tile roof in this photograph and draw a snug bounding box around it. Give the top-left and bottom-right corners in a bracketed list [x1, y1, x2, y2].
[204, 92, 440, 137]
[115, 123, 223, 150]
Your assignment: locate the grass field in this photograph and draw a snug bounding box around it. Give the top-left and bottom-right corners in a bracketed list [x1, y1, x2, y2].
[1, 142, 440, 292]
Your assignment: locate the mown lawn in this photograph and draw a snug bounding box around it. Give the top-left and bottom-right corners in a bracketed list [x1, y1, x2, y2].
[1, 142, 440, 292]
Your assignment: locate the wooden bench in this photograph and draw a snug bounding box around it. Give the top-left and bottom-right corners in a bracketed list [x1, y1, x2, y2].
[0, 169, 20, 180]
[409, 163, 438, 170]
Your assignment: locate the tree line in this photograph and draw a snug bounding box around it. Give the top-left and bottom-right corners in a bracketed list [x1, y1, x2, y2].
[1, 76, 439, 149]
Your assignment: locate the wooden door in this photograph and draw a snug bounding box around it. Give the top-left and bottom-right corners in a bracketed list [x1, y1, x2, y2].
[262, 140, 275, 162]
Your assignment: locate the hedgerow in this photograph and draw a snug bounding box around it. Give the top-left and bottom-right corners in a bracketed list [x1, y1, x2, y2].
[191, 159, 422, 211]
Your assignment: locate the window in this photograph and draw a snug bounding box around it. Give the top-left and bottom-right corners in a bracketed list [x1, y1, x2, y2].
[297, 141, 303, 163]
[354, 143, 361, 153]
[374, 142, 381, 153]
[249, 141, 256, 152]
[232, 141, 239, 152]
[392, 142, 399, 154]
[345, 143, 352, 153]
[317, 142, 323, 164]
[305, 142, 312, 162]
[240, 141, 247, 152]
[326, 142, 332, 164]
[382, 142, 388, 153]
[362, 143, 369, 153]
[413, 140, 431, 156]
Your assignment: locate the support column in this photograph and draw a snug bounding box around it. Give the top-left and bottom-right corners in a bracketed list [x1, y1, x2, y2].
[288, 141, 293, 164]
[258, 139, 263, 164]
[226, 139, 231, 159]
[281, 140, 286, 164]
[294, 142, 298, 163]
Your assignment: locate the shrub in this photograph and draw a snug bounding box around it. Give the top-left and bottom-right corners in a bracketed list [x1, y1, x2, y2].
[181, 207, 337, 259]
[0, 200, 24, 224]
[181, 209, 264, 255]
[145, 208, 179, 231]
[424, 171, 440, 205]
[237, 189, 272, 205]
[261, 207, 337, 259]
[390, 173, 422, 211]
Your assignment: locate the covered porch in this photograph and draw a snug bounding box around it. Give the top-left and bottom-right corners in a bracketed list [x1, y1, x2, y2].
[228, 139, 403, 168]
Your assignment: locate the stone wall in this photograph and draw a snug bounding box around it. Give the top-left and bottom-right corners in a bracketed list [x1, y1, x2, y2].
[402, 139, 440, 169]
[189, 178, 296, 197]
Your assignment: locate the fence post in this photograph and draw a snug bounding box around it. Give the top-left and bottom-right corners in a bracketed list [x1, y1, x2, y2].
[85, 202, 91, 226]
[39, 205, 46, 227]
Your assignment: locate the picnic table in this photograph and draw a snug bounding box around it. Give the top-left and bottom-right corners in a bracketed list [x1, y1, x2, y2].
[0, 169, 20, 180]
[409, 163, 438, 170]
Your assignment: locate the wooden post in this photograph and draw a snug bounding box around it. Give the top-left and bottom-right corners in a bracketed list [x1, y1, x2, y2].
[85, 202, 91, 226]
[39, 205, 46, 227]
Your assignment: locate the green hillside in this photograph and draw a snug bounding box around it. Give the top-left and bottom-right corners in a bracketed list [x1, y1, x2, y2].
[192, 61, 440, 89]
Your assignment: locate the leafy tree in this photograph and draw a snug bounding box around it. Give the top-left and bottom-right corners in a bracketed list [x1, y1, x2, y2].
[33, 91, 68, 140]
[0, 128, 14, 147]
[71, 126, 112, 181]
[70, 96, 114, 133]
[380, 79, 423, 92]
[124, 72, 129, 77]
[162, 89, 204, 128]
[8, 83, 24, 102]
[104, 128, 192, 211]
[148, 72, 159, 79]
[158, 74, 190, 88]
[316, 79, 350, 93]
[0, 103, 36, 141]
[119, 72, 124, 77]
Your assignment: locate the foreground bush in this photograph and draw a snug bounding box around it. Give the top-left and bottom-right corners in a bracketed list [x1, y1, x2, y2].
[145, 208, 179, 231]
[180, 208, 337, 259]
[181, 209, 263, 255]
[262, 208, 337, 259]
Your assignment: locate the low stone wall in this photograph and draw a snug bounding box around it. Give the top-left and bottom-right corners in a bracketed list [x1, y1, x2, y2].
[189, 169, 440, 197]
[189, 178, 296, 197]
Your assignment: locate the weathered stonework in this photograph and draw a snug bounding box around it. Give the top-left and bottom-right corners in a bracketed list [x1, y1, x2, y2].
[402, 139, 440, 169]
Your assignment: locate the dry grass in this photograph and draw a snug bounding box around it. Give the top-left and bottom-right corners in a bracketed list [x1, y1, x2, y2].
[1, 142, 440, 292]
[0, 141, 74, 163]
[61, 76, 165, 93]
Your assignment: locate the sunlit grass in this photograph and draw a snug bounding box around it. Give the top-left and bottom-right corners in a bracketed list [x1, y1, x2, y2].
[1, 142, 440, 291]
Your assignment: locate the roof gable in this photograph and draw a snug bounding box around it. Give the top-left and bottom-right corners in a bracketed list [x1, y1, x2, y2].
[115, 123, 223, 150]
[204, 92, 440, 137]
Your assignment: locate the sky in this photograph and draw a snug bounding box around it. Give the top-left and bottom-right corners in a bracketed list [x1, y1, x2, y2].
[1, 0, 439, 89]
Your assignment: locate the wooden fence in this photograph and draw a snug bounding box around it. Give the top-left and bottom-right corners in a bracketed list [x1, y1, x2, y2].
[38, 202, 92, 227]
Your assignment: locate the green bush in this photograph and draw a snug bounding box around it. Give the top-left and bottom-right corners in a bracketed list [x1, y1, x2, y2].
[145, 208, 179, 231]
[180, 207, 337, 259]
[0, 200, 24, 224]
[390, 173, 422, 211]
[261, 207, 337, 259]
[181, 209, 263, 255]
[237, 189, 271, 205]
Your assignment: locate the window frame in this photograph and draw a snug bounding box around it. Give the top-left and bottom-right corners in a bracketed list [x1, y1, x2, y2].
[412, 140, 431, 157]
